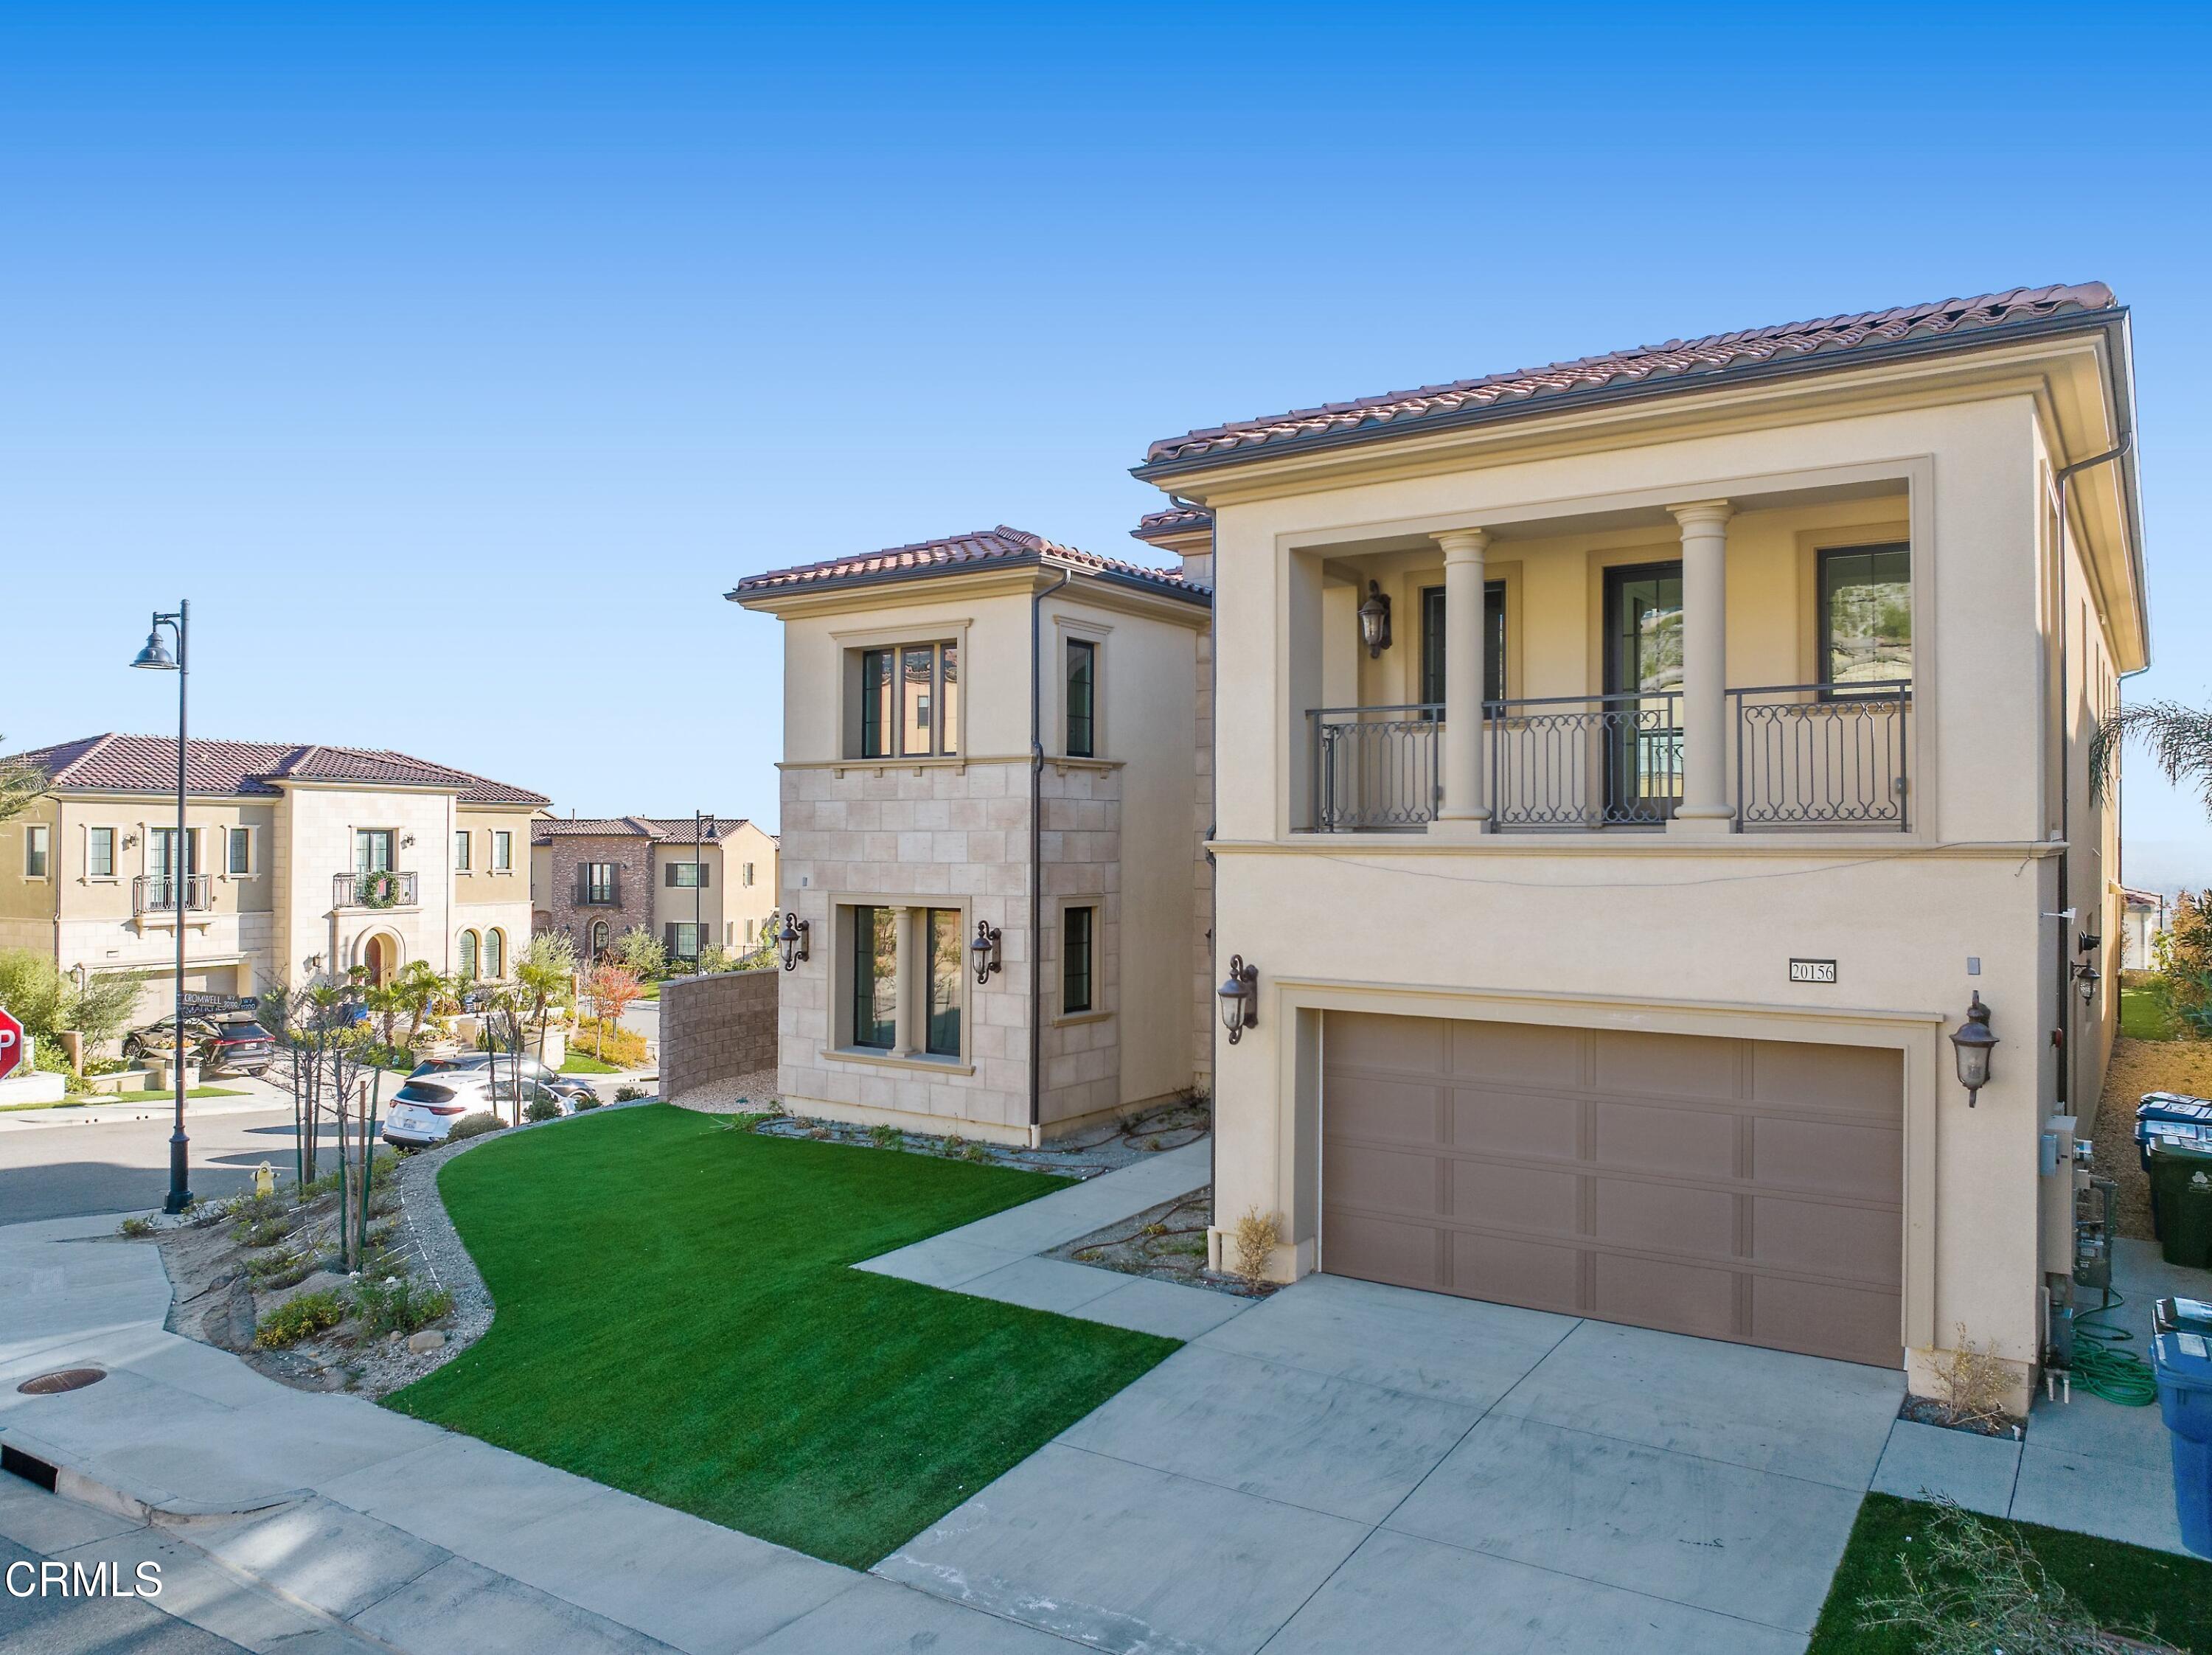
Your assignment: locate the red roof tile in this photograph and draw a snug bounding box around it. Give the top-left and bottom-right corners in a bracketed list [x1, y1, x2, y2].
[532, 815, 752, 843]
[731, 524, 1207, 604]
[5, 734, 549, 806]
[1131, 506, 1212, 546]
[1139, 283, 2122, 470]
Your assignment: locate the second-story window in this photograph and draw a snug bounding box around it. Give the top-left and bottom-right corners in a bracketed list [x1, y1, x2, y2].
[228, 827, 251, 876]
[24, 823, 49, 878]
[355, 829, 394, 873]
[453, 830, 472, 872]
[1419, 583, 1508, 708]
[667, 860, 708, 888]
[742, 861, 754, 887]
[1065, 638, 1096, 757]
[492, 829, 512, 871]
[581, 862, 618, 905]
[1820, 544, 1912, 689]
[858, 641, 959, 759]
[88, 826, 115, 878]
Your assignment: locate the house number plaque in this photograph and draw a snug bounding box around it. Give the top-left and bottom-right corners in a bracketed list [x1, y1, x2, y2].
[1789, 958, 1838, 985]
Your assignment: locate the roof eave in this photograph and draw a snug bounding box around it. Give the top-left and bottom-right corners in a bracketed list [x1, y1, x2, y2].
[728, 548, 1209, 610]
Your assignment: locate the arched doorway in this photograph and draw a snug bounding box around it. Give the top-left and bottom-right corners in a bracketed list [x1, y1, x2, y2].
[362, 933, 398, 987]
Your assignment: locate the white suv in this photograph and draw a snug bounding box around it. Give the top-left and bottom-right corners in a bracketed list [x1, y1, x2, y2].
[382, 1073, 577, 1149]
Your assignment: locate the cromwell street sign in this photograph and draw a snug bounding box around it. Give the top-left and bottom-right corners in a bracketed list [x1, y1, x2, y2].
[0, 1006, 23, 1082]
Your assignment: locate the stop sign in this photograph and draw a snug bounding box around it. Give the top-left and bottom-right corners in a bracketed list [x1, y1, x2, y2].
[0, 1006, 22, 1082]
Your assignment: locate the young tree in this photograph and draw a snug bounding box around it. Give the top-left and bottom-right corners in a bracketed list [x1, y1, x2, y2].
[515, 931, 577, 1059]
[0, 949, 68, 1037]
[581, 961, 644, 1057]
[64, 971, 153, 1055]
[610, 926, 666, 980]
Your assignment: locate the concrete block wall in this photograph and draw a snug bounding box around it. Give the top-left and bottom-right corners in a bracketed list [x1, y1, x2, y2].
[659, 967, 780, 1101]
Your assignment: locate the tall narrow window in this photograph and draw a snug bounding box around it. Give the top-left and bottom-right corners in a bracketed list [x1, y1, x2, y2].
[24, 823, 49, 878]
[900, 645, 936, 755]
[88, 826, 115, 879]
[484, 928, 505, 979]
[229, 827, 251, 875]
[1419, 582, 1507, 708]
[150, 826, 195, 886]
[742, 861, 755, 887]
[939, 641, 960, 756]
[860, 648, 894, 758]
[453, 830, 472, 871]
[492, 830, 512, 871]
[925, 908, 962, 1056]
[458, 930, 479, 980]
[355, 829, 394, 873]
[1065, 639, 1096, 758]
[851, 905, 897, 1048]
[1062, 905, 1094, 1014]
[1820, 544, 1912, 689]
[581, 863, 616, 904]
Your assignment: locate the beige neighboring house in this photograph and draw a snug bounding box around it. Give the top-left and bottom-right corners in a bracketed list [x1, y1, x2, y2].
[1136, 282, 2143, 1408]
[529, 815, 780, 967]
[732, 525, 1212, 1145]
[0, 734, 547, 1025]
[2119, 885, 2168, 972]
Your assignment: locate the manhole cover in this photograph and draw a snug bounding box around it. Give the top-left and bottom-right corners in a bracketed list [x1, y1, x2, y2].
[16, 1367, 106, 1396]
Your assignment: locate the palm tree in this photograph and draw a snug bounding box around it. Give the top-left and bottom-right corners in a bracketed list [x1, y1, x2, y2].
[515, 932, 578, 1060]
[0, 739, 46, 823]
[2091, 700, 2212, 814]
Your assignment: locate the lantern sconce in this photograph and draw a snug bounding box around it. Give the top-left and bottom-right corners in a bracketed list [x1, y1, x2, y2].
[777, 913, 810, 972]
[2077, 930, 2102, 955]
[1218, 955, 1259, 1045]
[1357, 582, 1392, 658]
[2075, 963, 2102, 1005]
[970, 920, 1002, 985]
[1949, 991, 1997, 1104]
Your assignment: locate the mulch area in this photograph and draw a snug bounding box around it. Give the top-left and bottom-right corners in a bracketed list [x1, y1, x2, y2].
[2092, 1035, 2212, 1241]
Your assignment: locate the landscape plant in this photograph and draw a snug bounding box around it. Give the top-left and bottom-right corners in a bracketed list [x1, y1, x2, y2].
[609, 926, 667, 980]
[1231, 1207, 1281, 1285]
[0, 739, 45, 823]
[515, 931, 577, 1059]
[580, 963, 644, 1056]
[352, 1272, 454, 1338]
[254, 1289, 346, 1349]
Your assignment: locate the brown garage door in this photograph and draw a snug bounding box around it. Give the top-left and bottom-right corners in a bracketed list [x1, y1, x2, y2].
[1322, 1012, 1903, 1367]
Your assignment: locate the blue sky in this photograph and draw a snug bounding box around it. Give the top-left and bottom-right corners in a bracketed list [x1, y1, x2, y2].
[4, 5, 2208, 880]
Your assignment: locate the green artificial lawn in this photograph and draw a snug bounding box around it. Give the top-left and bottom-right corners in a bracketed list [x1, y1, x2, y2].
[386, 1104, 1177, 1568]
[557, 1051, 621, 1074]
[3, 1084, 246, 1112]
[1810, 1493, 2212, 1654]
[2126, 985, 2181, 1041]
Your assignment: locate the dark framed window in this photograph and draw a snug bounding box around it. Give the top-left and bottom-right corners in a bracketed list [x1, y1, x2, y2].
[1419, 582, 1507, 708]
[1819, 543, 1912, 690]
[666, 860, 708, 888]
[925, 907, 962, 1056]
[150, 826, 195, 880]
[850, 905, 897, 1048]
[859, 642, 959, 759]
[580, 862, 617, 905]
[355, 829, 394, 873]
[88, 826, 115, 879]
[228, 827, 251, 875]
[664, 922, 703, 966]
[590, 920, 609, 958]
[453, 830, 472, 871]
[1062, 905, 1094, 1014]
[1065, 639, 1096, 757]
[24, 823, 49, 878]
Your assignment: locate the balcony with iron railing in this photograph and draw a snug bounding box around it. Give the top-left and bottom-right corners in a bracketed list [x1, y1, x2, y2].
[133, 874, 213, 916]
[333, 868, 421, 909]
[1309, 682, 1910, 835]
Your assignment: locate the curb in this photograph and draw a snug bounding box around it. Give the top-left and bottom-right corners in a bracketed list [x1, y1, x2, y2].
[1, 1425, 312, 1522]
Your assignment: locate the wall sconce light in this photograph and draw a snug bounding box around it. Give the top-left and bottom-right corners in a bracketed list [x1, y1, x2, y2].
[2075, 964, 2102, 1005]
[400, 834, 416, 849]
[777, 913, 810, 972]
[1949, 990, 1997, 1104]
[122, 833, 138, 849]
[303, 953, 322, 975]
[1217, 955, 1258, 1045]
[1357, 582, 1392, 658]
[2078, 930, 2103, 955]
[970, 921, 1002, 984]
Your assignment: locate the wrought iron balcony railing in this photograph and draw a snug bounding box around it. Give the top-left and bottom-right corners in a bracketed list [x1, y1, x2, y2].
[1490, 691, 1682, 831]
[1731, 681, 1910, 832]
[1310, 704, 1441, 832]
[333, 869, 420, 908]
[133, 874, 212, 914]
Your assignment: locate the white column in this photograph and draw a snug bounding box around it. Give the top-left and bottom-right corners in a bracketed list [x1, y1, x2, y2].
[1669, 500, 1734, 825]
[1433, 529, 1490, 823]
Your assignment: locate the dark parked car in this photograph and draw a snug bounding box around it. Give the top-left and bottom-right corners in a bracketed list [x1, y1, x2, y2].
[122, 1015, 276, 1076]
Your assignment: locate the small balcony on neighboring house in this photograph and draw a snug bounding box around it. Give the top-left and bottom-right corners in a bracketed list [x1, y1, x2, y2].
[133, 874, 213, 917]
[333, 869, 421, 910]
[1297, 489, 1916, 837]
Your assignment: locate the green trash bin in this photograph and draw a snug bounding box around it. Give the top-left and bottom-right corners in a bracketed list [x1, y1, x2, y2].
[2149, 1135, 2212, 1269]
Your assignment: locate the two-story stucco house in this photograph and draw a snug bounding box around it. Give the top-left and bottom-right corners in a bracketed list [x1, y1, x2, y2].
[0, 734, 547, 1022]
[731, 526, 1212, 1145]
[530, 815, 780, 967]
[1136, 283, 2143, 1407]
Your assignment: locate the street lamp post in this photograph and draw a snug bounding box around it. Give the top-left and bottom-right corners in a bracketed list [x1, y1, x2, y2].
[131, 600, 192, 1213]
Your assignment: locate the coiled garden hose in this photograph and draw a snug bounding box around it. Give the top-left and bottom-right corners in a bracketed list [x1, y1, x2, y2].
[2070, 1291, 2161, 1407]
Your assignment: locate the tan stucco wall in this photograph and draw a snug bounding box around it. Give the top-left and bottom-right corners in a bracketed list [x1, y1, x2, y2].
[453, 807, 535, 907]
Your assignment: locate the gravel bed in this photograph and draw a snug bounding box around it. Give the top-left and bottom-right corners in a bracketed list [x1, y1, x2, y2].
[1046, 1184, 1274, 1300]
[665, 1067, 779, 1115]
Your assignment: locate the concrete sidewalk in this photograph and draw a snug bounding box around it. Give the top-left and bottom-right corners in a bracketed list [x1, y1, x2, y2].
[0, 1210, 1079, 1654]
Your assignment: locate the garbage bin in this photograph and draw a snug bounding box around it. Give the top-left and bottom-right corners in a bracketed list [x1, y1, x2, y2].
[2138, 1093, 2212, 1173]
[2154, 1331, 2212, 1558]
[2157, 1297, 2212, 1338]
[2147, 1135, 2212, 1266]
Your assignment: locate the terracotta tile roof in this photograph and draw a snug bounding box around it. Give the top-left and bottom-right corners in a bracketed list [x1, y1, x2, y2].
[532, 815, 751, 843]
[4, 734, 549, 806]
[1131, 506, 1213, 545]
[730, 524, 1208, 605]
[1138, 282, 2123, 472]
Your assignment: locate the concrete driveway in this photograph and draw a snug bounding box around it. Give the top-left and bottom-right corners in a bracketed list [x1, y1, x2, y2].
[878, 1273, 1904, 1654]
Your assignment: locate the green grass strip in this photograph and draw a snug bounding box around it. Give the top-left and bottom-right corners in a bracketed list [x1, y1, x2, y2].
[387, 1104, 1177, 1568]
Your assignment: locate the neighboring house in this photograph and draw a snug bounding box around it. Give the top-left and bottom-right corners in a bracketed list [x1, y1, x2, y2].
[1134, 282, 2143, 1408]
[0, 734, 547, 1023]
[731, 525, 1211, 1146]
[531, 815, 779, 968]
[2119, 885, 2168, 972]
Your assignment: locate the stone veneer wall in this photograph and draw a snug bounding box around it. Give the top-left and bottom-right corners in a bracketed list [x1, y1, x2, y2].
[659, 968, 779, 1101]
[1037, 761, 1121, 1129]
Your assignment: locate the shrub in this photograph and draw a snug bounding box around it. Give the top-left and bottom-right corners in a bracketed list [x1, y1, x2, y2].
[574, 1093, 602, 1110]
[959, 1143, 993, 1163]
[352, 1273, 454, 1339]
[254, 1289, 346, 1348]
[1231, 1208, 1281, 1286]
[571, 1019, 648, 1067]
[246, 1250, 314, 1289]
[869, 1123, 902, 1149]
[524, 1095, 561, 1123]
[1924, 1323, 2019, 1432]
[235, 1214, 292, 1249]
[117, 1215, 156, 1238]
[446, 1111, 505, 1143]
[613, 1084, 647, 1103]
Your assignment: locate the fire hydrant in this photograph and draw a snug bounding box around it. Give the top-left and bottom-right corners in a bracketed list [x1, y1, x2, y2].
[254, 1161, 275, 1198]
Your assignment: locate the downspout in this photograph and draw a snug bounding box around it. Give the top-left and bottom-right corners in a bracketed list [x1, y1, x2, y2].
[1171, 492, 1219, 1213]
[2048, 432, 2133, 1113]
[1029, 564, 1073, 1144]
